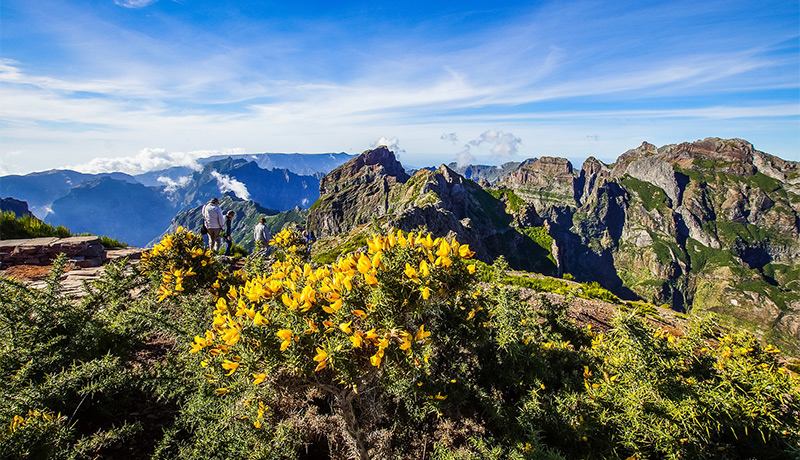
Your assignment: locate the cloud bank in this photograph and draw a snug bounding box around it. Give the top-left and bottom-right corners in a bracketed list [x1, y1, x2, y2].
[69, 148, 246, 175]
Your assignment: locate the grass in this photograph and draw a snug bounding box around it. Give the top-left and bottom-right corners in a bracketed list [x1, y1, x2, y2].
[619, 175, 671, 211]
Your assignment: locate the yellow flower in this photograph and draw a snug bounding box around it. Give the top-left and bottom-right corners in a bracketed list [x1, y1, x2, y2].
[434, 392, 447, 400]
[253, 311, 268, 326]
[350, 333, 363, 348]
[404, 263, 418, 280]
[370, 348, 384, 367]
[222, 360, 240, 376]
[353, 309, 367, 319]
[215, 388, 229, 394]
[252, 373, 266, 385]
[415, 325, 431, 341]
[419, 260, 430, 277]
[458, 244, 474, 258]
[357, 254, 372, 274]
[364, 273, 378, 285]
[399, 332, 412, 351]
[467, 264, 476, 274]
[277, 329, 293, 350]
[435, 256, 452, 268]
[339, 321, 353, 334]
[436, 239, 450, 257]
[313, 347, 328, 362]
[420, 286, 431, 300]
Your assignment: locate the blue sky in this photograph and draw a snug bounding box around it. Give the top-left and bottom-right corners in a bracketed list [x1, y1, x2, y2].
[1, 0, 798, 175]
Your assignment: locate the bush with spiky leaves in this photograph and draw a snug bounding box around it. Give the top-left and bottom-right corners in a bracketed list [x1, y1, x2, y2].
[187, 229, 503, 459]
[139, 226, 219, 301]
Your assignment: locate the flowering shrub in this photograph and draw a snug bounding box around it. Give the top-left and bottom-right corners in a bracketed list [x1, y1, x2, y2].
[189, 229, 486, 458]
[543, 314, 800, 459]
[268, 227, 310, 263]
[140, 226, 218, 301]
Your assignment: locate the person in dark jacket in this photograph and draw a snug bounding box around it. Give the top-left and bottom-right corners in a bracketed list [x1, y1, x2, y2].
[223, 210, 235, 255]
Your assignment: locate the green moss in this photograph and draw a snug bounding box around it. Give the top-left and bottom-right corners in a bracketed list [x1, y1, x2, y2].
[686, 238, 738, 272]
[488, 188, 525, 213]
[619, 175, 670, 211]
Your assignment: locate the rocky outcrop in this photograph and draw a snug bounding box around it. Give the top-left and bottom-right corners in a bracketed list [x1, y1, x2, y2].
[305, 137, 800, 352]
[0, 236, 107, 268]
[308, 147, 411, 238]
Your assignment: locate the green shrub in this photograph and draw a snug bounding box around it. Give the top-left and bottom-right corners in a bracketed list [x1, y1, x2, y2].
[0, 211, 71, 239]
[100, 235, 128, 248]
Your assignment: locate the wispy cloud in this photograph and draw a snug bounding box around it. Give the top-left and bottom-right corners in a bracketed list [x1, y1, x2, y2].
[0, 0, 797, 174]
[211, 171, 251, 201]
[115, 0, 159, 8]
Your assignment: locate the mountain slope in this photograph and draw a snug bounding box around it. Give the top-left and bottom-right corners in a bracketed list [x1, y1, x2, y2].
[307, 146, 558, 274]
[175, 158, 319, 211]
[305, 140, 800, 353]
[47, 177, 177, 247]
[0, 170, 138, 218]
[496, 138, 800, 351]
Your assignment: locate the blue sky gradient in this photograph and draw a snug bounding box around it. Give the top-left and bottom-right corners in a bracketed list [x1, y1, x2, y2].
[1, 0, 798, 174]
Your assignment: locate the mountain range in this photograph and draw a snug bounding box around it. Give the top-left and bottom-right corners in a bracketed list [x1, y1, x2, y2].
[304, 139, 800, 354]
[0, 152, 353, 246]
[2, 138, 798, 352]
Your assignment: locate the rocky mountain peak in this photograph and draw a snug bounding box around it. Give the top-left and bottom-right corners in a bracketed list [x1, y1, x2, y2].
[319, 146, 409, 195]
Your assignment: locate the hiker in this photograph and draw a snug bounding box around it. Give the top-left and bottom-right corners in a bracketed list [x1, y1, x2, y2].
[254, 217, 269, 247]
[302, 230, 312, 245]
[223, 210, 235, 255]
[202, 198, 225, 252]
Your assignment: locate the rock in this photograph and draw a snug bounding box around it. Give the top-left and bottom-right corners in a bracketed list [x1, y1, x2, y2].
[622, 156, 680, 205]
[0, 236, 106, 268]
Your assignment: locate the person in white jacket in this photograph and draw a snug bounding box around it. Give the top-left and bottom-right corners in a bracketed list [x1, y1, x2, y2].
[202, 198, 225, 252]
[254, 217, 269, 246]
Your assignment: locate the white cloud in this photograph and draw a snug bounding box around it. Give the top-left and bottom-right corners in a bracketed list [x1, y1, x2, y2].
[69, 147, 246, 175]
[455, 148, 476, 168]
[371, 136, 405, 158]
[211, 171, 251, 201]
[114, 0, 159, 9]
[440, 133, 459, 144]
[157, 175, 191, 192]
[468, 130, 522, 159]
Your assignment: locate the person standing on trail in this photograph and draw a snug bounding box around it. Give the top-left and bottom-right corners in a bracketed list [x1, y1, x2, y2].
[223, 210, 235, 255]
[202, 198, 225, 253]
[254, 217, 269, 247]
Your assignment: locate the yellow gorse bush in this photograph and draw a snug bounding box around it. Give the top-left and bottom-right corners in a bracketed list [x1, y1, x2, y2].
[140, 226, 218, 300]
[191, 228, 481, 398]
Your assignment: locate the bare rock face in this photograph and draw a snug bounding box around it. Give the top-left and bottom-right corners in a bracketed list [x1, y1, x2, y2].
[319, 146, 408, 195]
[624, 156, 680, 205]
[308, 147, 410, 237]
[0, 236, 107, 268]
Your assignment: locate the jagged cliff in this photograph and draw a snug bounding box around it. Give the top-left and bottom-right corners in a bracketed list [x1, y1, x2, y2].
[306, 139, 800, 351]
[497, 137, 800, 349]
[307, 146, 557, 274]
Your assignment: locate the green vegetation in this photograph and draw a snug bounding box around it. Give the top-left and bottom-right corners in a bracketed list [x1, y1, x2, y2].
[312, 231, 369, 264]
[0, 211, 71, 239]
[1, 211, 129, 247]
[1, 228, 798, 459]
[488, 188, 525, 213]
[100, 235, 128, 248]
[501, 273, 621, 305]
[619, 175, 671, 211]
